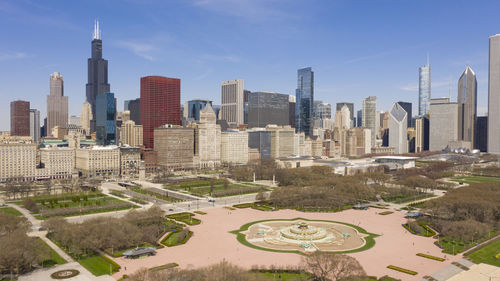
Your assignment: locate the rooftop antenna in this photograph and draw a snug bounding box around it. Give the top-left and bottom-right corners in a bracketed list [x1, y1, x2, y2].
[93, 19, 101, 40]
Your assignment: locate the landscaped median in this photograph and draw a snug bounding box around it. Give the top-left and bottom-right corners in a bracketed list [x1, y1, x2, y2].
[386, 265, 418, 275]
[416, 253, 445, 261]
[167, 212, 201, 225]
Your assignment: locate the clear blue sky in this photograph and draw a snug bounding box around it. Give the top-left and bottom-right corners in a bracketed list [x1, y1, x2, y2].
[1, 0, 499, 131]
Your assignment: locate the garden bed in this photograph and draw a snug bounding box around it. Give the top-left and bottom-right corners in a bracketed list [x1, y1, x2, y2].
[416, 253, 445, 261]
[167, 212, 201, 225]
[160, 231, 193, 247]
[386, 265, 417, 275]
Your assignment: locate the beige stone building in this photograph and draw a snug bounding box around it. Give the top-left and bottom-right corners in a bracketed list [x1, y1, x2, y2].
[39, 147, 75, 179]
[120, 146, 140, 177]
[311, 137, 323, 157]
[75, 145, 120, 177]
[195, 104, 221, 168]
[154, 125, 194, 170]
[81, 101, 92, 136]
[341, 127, 371, 157]
[47, 72, 68, 136]
[0, 141, 37, 181]
[121, 120, 143, 147]
[221, 130, 248, 165]
[266, 125, 294, 158]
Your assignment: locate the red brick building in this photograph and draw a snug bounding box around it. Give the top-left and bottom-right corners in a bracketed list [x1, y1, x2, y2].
[10, 100, 30, 136]
[140, 76, 181, 148]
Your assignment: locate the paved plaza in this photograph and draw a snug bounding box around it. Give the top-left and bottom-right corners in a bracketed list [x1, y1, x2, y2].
[110, 207, 462, 281]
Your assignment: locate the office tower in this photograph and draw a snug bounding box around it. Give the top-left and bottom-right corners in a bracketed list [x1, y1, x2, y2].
[154, 125, 194, 170]
[457, 66, 477, 147]
[475, 116, 488, 152]
[46, 72, 68, 136]
[244, 90, 250, 124]
[0, 141, 37, 181]
[388, 103, 408, 154]
[122, 110, 130, 122]
[221, 79, 244, 126]
[221, 131, 249, 165]
[357, 110, 363, 127]
[266, 125, 295, 158]
[362, 96, 377, 147]
[248, 130, 271, 159]
[124, 98, 140, 125]
[41, 118, 47, 137]
[29, 109, 40, 142]
[121, 120, 143, 147]
[488, 34, 500, 153]
[340, 127, 371, 157]
[248, 92, 290, 128]
[295, 67, 314, 137]
[334, 105, 351, 130]
[69, 115, 80, 126]
[86, 20, 110, 132]
[185, 99, 212, 122]
[194, 104, 221, 168]
[81, 101, 92, 136]
[408, 128, 416, 153]
[140, 76, 181, 149]
[96, 92, 117, 145]
[10, 100, 30, 136]
[415, 115, 430, 152]
[336, 102, 354, 127]
[419, 58, 431, 115]
[429, 98, 458, 151]
[288, 95, 296, 128]
[314, 101, 332, 119]
[396, 101, 412, 128]
[75, 146, 120, 177]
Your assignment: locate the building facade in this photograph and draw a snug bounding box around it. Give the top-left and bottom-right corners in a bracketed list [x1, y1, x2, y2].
[248, 130, 271, 160]
[488, 34, 500, 153]
[295, 67, 314, 137]
[120, 146, 140, 177]
[430, 98, 458, 151]
[396, 101, 412, 128]
[81, 101, 92, 136]
[362, 96, 377, 147]
[10, 100, 30, 136]
[221, 79, 244, 126]
[221, 131, 249, 165]
[475, 116, 488, 152]
[154, 125, 194, 170]
[336, 102, 354, 126]
[419, 61, 431, 115]
[96, 92, 117, 145]
[0, 141, 37, 181]
[415, 116, 429, 152]
[120, 120, 143, 147]
[195, 104, 221, 168]
[141, 76, 181, 149]
[75, 146, 120, 178]
[47, 72, 68, 136]
[266, 125, 295, 158]
[86, 20, 110, 133]
[29, 109, 40, 142]
[185, 99, 212, 122]
[124, 98, 141, 125]
[39, 147, 74, 179]
[388, 103, 408, 154]
[457, 66, 477, 147]
[248, 92, 290, 128]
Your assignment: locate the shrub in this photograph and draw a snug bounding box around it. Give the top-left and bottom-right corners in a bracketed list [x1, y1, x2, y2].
[387, 265, 417, 275]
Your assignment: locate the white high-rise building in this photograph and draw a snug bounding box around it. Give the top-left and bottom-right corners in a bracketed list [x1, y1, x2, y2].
[362, 96, 377, 147]
[419, 58, 431, 115]
[334, 105, 351, 130]
[221, 130, 248, 165]
[121, 120, 143, 147]
[196, 104, 221, 168]
[221, 79, 244, 126]
[388, 103, 408, 154]
[29, 109, 40, 142]
[488, 34, 500, 154]
[81, 101, 92, 136]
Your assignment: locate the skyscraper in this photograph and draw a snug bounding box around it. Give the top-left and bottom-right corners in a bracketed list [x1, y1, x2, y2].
[221, 79, 244, 126]
[313, 101, 332, 119]
[10, 100, 30, 136]
[429, 98, 458, 151]
[388, 103, 408, 154]
[185, 99, 212, 122]
[362, 96, 377, 147]
[124, 98, 140, 125]
[81, 101, 92, 136]
[295, 67, 314, 137]
[29, 109, 40, 142]
[336, 102, 354, 126]
[47, 72, 68, 136]
[418, 58, 431, 116]
[457, 66, 477, 146]
[140, 76, 181, 149]
[248, 92, 290, 128]
[86, 20, 110, 132]
[396, 101, 412, 128]
[96, 92, 116, 145]
[488, 34, 500, 154]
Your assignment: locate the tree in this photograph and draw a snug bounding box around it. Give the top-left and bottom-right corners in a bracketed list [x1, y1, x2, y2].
[301, 252, 366, 281]
[223, 179, 229, 190]
[23, 198, 39, 213]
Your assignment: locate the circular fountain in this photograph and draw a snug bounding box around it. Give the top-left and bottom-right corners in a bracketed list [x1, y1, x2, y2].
[280, 222, 328, 241]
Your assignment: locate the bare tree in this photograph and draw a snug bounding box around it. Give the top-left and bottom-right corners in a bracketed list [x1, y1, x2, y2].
[301, 252, 366, 281]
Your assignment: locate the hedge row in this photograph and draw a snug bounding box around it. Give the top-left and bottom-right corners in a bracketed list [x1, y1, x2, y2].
[416, 253, 445, 261]
[386, 265, 418, 275]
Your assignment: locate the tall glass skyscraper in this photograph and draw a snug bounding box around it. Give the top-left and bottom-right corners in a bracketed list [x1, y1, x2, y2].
[96, 92, 116, 145]
[295, 67, 314, 137]
[86, 20, 110, 133]
[418, 60, 431, 116]
[457, 66, 477, 146]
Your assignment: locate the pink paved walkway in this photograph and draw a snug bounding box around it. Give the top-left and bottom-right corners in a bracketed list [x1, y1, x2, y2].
[112, 208, 461, 281]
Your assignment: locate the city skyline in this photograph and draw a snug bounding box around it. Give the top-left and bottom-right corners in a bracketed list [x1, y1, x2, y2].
[1, 1, 500, 131]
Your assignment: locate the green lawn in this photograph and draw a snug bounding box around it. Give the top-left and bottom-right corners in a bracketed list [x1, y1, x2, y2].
[451, 176, 500, 184]
[160, 231, 193, 247]
[36, 238, 67, 267]
[438, 231, 498, 255]
[0, 207, 23, 216]
[167, 212, 201, 225]
[467, 238, 500, 267]
[78, 255, 120, 276]
[253, 271, 312, 280]
[131, 188, 182, 202]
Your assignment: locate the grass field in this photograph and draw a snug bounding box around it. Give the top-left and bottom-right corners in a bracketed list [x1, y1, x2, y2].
[438, 230, 498, 255]
[160, 231, 193, 247]
[0, 206, 23, 216]
[467, 238, 500, 267]
[451, 176, 500, 184]
[78, 255, 120, 276]
[131, 188, 182, 202]
[36, 238, 67, 267]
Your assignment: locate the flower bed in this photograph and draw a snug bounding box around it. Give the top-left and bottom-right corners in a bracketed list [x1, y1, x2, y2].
[416, 253, 445, 261]
[50, 269, 80, 279]
[386, 265, 417, 275]
[378, 211, 393, 215]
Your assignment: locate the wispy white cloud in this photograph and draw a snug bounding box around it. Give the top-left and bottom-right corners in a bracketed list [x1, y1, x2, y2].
[116, 41, 157, 61]
[0, 52, 28, 61]
[200, 54, 241, 63]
